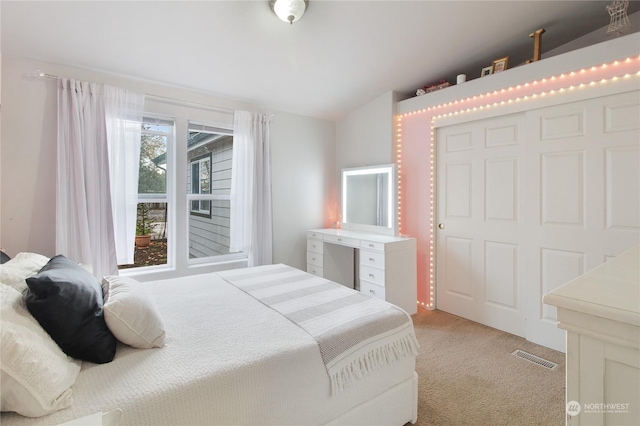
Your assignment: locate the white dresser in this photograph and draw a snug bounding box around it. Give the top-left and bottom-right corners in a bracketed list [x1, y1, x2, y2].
[543, 246, 639, 426]
[307, 229, 417, 315]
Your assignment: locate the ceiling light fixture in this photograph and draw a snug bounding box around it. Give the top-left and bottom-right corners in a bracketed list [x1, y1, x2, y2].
[270, 0, 308, 25]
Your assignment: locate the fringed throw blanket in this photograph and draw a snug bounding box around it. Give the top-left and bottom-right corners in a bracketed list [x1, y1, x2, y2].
[217, 264, 419, 394]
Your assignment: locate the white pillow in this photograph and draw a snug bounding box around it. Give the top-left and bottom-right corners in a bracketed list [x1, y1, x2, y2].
[0, 284, 81, 417]
[102, 276, 166, 349]
[0, 252, 50, 294]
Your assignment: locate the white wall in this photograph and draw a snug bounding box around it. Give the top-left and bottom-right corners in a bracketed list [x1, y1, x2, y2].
[269, 111, 336, 268]
[0, 56, 335, 276]
[336, 91, 398, 172]
[545, 11, 640, 59]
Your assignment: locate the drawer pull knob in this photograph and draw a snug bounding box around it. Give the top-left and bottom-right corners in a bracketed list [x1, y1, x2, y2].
[369, 273, 375, 278]
[368, 257, 375, 262]
[369, 289, 375, 294]
[337, 238, 342, 241]
[369, 244, 374, 247]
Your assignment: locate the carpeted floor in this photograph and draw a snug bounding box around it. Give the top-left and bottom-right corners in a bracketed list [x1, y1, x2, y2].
[410, 309, 566, 426]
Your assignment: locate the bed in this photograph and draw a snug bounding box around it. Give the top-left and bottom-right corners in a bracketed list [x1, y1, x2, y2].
[1, 259, 419, 425]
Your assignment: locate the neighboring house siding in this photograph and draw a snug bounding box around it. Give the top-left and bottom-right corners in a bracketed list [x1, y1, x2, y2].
[189, 200, 231, 257]
[188, 136, 233, 258]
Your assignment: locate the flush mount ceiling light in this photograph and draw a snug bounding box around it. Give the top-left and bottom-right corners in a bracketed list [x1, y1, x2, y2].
[270, 0, 308, 25]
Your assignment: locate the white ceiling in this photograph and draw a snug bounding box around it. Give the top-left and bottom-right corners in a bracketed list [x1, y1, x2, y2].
[2, 1, 637, 120]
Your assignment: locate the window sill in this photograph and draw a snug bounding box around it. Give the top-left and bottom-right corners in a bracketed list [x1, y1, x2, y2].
[118, 256, 248, 282]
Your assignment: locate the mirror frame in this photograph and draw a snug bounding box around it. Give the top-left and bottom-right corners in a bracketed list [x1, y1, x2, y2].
[341, 164, 397, 236]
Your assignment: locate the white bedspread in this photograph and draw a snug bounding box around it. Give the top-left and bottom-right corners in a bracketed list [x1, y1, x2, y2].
[1, 270, 416, 425]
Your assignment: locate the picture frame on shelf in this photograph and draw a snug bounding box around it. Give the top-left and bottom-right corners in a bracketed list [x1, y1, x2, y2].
[480, 66, 493, 77]
[492, 56, 509, 73]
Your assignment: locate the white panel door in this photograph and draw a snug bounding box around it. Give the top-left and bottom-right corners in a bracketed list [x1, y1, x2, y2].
[436, 89, 640, 351]
[525, 90, 640, 351]
[436, 113, 526, 337]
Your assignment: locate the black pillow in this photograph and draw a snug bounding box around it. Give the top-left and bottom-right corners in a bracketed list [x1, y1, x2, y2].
[0, 250, 10, 264]
[26, 254, 117, 364]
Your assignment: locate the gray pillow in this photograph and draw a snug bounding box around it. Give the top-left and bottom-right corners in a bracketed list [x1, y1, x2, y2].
[26, 255, 117, 364]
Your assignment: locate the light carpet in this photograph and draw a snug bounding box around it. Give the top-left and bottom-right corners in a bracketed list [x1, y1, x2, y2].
[410, 309, 565, 426]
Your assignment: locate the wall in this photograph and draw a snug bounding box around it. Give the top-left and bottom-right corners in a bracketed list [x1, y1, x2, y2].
[336, 91, 398, 171]
[269, 110, 337, 268]
[0, 56, 335, 278]
[334, 90, 399, 234]
[544, 11, 640, 59]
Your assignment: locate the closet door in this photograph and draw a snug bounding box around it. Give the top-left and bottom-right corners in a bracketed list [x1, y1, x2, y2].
[436, 89, 640, 351]
[436, 113, 527, 338]
[524, 91, 640, 351]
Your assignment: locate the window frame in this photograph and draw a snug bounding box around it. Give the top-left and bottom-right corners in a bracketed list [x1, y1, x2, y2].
[189, 153, 213, 218]
[120, 106, 248, 279]
[119, 114, 176, 275]
[186, 122, 241, 266]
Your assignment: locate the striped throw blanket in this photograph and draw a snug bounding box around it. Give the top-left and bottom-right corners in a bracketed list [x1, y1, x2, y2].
[217, 264, 419, 394]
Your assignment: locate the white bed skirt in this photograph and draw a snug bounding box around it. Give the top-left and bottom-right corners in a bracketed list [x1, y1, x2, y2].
[327, 371, 418, 426]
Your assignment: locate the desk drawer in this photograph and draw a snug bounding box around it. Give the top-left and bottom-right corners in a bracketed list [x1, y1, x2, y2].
[307, 264, 324, 277]
[360, 250, 385, 269]
[307, 231, 323, 239]
[360, 280, 386, 301]
[307, 239, 323, 254]
[359, 265, 385, 286]
[361, 240, 385, 251]
[307, 252, 323, 267]
[324, 234, 359, 247]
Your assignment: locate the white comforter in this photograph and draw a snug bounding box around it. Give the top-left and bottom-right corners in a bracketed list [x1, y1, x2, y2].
[1, 270, 415, 425]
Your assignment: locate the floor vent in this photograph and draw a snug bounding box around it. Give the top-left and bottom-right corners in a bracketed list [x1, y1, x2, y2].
[511, 349, 558, 370]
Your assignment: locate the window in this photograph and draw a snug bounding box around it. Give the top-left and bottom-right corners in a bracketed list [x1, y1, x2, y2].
[119, 115, 242, 273]
[119, 117, 173, 270]
[190, 155, 212, 217]
[187, 123, 238, 261]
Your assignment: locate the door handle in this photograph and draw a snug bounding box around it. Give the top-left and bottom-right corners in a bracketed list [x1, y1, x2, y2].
[438, 223, 445, 229]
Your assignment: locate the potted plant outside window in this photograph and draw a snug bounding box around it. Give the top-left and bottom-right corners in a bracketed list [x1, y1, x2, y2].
[135, 203, 154, 249]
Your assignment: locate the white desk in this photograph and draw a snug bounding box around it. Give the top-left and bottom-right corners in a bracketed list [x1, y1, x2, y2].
[543, 245, 639, 426]
[307, 229, 417, 315]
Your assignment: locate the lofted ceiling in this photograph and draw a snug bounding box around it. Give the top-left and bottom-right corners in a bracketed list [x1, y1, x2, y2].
[1, 1, 638, 120]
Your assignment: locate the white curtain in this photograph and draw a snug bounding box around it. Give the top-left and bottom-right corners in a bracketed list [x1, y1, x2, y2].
[229, 111, 273, 267]
[57, 78, 144, 278]
[104, 86, 145, 265]
[57, 78, 116, 279]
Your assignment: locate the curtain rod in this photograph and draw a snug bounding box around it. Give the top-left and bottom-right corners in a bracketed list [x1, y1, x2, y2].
[33, 70, 235, 115]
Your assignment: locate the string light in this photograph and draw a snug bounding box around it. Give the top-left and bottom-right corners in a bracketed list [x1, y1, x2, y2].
[397, 56, 640, 310]
[395, 116, 404, 233]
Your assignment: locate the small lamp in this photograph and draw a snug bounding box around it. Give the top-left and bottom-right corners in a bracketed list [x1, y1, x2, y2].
[270, 0, 308, 25]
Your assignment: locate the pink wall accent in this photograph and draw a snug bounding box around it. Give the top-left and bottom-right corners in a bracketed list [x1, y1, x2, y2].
[399, 114, 432, 307]
[398, 56, 640, 310]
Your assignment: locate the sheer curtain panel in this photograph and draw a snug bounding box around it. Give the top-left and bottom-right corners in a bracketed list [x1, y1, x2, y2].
[57, 78, 116, 279]
[57, 78, 144, 278]
[104, 87, 145, 265]
[229, 111, 273, 267]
